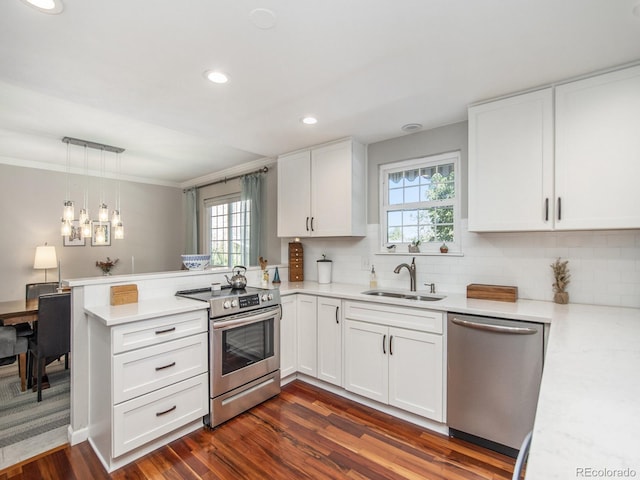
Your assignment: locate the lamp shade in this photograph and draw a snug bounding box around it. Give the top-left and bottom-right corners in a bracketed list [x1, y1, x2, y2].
[33, 245, 58, 269]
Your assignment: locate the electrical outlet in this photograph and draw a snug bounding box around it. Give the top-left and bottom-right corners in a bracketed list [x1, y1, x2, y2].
[361, 256, 370, 271]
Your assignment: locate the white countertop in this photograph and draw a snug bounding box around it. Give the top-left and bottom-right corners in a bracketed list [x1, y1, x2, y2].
[276, 281, 555, 323]
[82, 278, 640, 477]
[275, 281, 640, 479]
[85, 296, 208, 326]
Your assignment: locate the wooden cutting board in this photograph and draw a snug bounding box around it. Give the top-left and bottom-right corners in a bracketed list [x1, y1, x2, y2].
[110, 284, 138, 306]
[466, 284, 518, 302]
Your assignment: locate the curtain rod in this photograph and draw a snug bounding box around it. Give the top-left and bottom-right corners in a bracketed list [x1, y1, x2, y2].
[185, 166, 269, 192]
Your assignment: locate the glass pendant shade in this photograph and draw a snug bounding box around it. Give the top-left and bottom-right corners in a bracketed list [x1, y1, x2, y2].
[114, 222, 124, 240]
[98, 203, 109, 222]
[79, 208, 89, 224]
[95, 225, 106, 244]
[60, 218, 71, 236]
[111, 209, 121, 227]
[63, 200, 74, 222]
[82, 219, 92, 237]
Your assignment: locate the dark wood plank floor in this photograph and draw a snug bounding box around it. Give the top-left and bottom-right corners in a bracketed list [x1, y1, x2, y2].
[1, 380, 515, 479]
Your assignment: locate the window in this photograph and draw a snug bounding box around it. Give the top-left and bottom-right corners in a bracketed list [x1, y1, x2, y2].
[205, 194, 251, 268]
[380, 151, 460, 252]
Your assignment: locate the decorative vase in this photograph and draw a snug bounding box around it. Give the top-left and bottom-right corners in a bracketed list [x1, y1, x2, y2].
[440, 243, 448, 253]
[273, 267, 281, 284]
[554, 292, 569, 304]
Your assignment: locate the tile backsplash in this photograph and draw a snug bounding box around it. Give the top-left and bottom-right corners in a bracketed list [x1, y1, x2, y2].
[282, 220, 640, 308]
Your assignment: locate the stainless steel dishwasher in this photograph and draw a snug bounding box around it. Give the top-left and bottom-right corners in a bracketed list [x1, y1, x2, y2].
[447, 313, 544, 457]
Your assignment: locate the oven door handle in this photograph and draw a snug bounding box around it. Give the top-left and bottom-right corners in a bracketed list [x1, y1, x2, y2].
[213, 305, 281, 330]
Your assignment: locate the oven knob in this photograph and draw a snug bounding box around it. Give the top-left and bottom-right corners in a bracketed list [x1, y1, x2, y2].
[223, 300, 231, 309]
[231, 299, 238, 307]
[267, 294, 274, 301]
[261, 294, 268, 302]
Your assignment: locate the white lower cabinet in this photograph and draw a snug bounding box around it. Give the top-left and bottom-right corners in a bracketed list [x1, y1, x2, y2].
[88, 306, 209, 472]
[296, 294, 317, 376]
[344, 301, 444, 422]
[280, 295, 297, 378]
[295, 294, 343, 387]
[317, 297, 342, 386]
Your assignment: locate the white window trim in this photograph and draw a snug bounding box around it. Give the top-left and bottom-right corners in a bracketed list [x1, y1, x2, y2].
[379, 151, 461, 254]
[204, 193, 247, 268]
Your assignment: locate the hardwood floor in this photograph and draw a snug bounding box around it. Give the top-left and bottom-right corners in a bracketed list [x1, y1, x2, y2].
[0, 381, 515, 479]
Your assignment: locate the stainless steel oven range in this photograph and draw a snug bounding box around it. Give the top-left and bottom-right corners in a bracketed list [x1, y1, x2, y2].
[176, 285, 281, 428]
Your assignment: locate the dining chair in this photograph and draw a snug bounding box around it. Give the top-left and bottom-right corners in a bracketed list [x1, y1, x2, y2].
[25, 282, 59, 300]
[27, 292, 70, 402]
[16, 282, 60, 338]
[0, 326, 28, 391]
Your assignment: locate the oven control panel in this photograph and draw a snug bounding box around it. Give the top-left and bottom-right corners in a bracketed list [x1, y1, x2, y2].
[238, 294, 260, 309]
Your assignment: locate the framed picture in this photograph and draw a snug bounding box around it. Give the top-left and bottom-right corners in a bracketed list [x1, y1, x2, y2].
[63, 220, 86, 247]
[91, 222, 111, 246]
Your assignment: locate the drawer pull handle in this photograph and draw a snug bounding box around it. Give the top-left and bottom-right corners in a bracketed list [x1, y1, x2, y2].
[156, 405, 177, 417]
[155, 362, 176, 371]
[155, 327, 176, 335]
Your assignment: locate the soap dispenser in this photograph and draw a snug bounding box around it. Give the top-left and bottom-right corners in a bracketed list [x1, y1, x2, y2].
[369, 265, 377, 288]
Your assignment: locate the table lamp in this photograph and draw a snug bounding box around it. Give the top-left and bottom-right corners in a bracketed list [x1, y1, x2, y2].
[33, 243, 58, 282]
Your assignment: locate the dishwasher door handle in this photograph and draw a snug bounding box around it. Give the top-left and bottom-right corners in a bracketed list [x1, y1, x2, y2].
[451, 317, 539, 335]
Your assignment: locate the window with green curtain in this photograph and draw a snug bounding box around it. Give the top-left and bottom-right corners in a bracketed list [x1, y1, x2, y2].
[204, 194, 251, 268]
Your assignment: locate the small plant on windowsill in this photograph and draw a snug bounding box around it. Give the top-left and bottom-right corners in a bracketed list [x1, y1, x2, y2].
[408, 239, 421, 253]
[96, 257, 119, 276]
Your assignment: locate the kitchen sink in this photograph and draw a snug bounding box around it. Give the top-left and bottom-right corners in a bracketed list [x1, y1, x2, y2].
[361, 290, 445, 302]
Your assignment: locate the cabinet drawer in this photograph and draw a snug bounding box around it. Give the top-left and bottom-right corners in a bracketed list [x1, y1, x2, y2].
[344, 301, 443, 334]
[113, 332, 208, 403]
[112, 373, 208, 457]
[112, 310, 208, 354]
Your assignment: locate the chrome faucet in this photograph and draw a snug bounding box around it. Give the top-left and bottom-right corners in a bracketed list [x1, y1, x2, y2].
[394, 257, 417, 291]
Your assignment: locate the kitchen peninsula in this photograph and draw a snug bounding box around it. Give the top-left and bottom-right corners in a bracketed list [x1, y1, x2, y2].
[67, 270, 640, 479]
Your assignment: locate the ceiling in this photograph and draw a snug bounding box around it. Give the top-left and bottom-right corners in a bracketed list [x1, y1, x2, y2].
[1, 0, 639, 187]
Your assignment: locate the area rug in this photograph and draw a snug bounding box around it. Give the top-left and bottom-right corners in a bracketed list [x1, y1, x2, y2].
[0, 367, 70, 448]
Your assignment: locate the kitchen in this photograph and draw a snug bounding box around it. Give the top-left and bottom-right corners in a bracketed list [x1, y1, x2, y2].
[1, 0, 640, 478]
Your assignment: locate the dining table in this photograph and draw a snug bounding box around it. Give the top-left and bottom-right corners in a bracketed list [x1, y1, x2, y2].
[0, 292, 69, 392]
[0, 298, 39, 326]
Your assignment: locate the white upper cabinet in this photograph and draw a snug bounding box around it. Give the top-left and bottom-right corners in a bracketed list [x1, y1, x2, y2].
[555, 65, 640, 230]
[469, 64, 640, 232]
[277, 138, 367, 237]
[468, 88, 554, 232]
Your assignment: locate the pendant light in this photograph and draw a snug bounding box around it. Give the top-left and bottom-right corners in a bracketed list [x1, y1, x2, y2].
[80, 145, 92, 238]
[60, 141, 74, 236]
[112, 151, 124, 239]
[60, 136, 125, 243]
[98, 147, 109, 223]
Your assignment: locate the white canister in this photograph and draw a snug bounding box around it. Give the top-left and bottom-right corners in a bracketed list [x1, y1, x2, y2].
[317, 257, 332, 284]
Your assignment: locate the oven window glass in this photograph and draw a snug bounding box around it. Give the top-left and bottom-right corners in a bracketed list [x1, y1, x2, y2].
[222, 318, 274, 375]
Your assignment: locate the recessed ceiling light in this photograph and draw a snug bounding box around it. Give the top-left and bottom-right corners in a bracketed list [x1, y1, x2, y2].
[250, 8, 277, 29]
[301, 116, 318, 125]
[401, 123, 423, 133]
[20, 0, 64, 14]
[204, 70, 229, 84]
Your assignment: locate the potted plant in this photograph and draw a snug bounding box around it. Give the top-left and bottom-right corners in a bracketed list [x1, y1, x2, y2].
[96, 257, 119, 275]
[550, 258, 570, 304]
[439, 243, 449, 253]
[408, 239, 421, 253]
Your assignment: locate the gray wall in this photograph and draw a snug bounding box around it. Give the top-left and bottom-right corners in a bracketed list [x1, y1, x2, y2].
[367, 121, 468, 223]
[0, 163, 183, 301]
